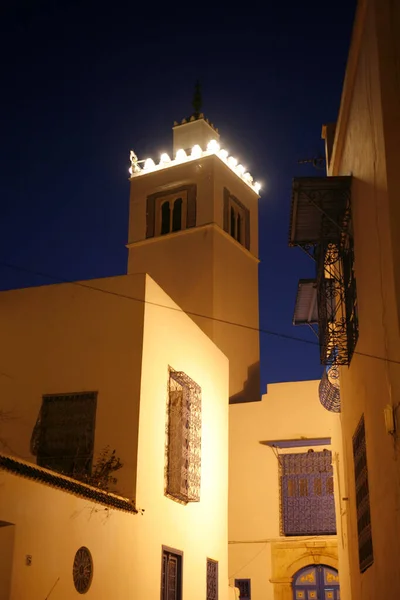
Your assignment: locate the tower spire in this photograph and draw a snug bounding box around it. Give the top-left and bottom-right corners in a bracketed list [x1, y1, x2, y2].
[192, 81, 202, 117]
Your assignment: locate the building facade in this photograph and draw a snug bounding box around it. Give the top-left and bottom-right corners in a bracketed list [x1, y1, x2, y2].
[0, 274, 230, 599]
[0, 106, 351, 600]
[229, 380, 348, 600]
[289, 1, 400, 599]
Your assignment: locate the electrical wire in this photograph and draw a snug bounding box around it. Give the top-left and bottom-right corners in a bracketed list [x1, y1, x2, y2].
[228, 543, 268, 579]
[0, 258, 399, 366]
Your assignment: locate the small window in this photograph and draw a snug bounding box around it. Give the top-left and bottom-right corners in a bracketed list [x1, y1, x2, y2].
[154, 191, 188, 237]
[228, 200, 245, 243]
[353, 415, 373, 572]
[162, 548, 182, 600]
[159, 194, 185, 235]
[230, 207, 236, 239]
[73, 546, 93, 594]
[172, 198, 183, 232]
[235, 579, 251, 600]
[280, 450, 336, 536]
[146, 184, 197, 239]
[161, 201, 171, 235]
[237, 213, 242, 244]
[223, 188, 250, 249]
[207, 559, 218, 600]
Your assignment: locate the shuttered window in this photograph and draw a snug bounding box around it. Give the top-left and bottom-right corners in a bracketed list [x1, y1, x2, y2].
[162, 548, 182, 600]
[34, 392, 97, 477]
[353, 415, 373, 572]
[207, 559, 218, 600]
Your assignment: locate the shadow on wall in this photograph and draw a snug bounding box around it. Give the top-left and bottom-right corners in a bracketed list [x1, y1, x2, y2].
[229, 362, 260, 405]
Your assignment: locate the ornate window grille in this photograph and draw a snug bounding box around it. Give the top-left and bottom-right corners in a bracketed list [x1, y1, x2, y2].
[32, 392, 97, 477]
[280, 450, 336, 536]
[289, 176, 358, 366]
[318, 363, 341, 412]
[207, 559, 218, 600]
[234, 579, 251, 599]
[165, 369, 201, 503]
[353, 415, 373, 572]
[73, 546, 93, 594]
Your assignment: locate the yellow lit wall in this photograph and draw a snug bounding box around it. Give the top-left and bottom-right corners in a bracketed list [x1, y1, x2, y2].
[0, 274, 146, 500]
[127, 153, 260, 403]
[228, 380, 347, 600]
[327, 1, 400, 599]
[0, 274, 230, 599]
[133, 276, 229, 599]
[0, 469, 136, 599]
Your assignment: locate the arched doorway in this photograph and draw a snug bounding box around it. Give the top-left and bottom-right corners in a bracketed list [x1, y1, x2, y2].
[292, 565, 340, 600]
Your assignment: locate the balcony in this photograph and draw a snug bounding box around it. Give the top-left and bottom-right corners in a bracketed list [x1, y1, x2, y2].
[289, 176, 358, 368]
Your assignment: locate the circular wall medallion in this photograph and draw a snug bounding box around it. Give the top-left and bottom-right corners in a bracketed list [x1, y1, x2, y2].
[73, 546, 93, 594]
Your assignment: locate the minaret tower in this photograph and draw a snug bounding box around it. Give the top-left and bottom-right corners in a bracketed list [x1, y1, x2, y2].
[127, 90, 261, 403]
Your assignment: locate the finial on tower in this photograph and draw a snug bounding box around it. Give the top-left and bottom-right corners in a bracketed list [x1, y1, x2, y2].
[192, 81, 202, 117]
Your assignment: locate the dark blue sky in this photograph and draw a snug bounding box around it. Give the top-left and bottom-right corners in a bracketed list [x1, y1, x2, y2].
[1, 0, 356, 389]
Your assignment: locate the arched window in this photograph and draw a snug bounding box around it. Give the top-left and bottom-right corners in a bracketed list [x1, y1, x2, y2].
[230, 207, 236, 239]
[161, 201, 171, 235]
[224, 189, 249, 248]
[172, 198, 183, 232]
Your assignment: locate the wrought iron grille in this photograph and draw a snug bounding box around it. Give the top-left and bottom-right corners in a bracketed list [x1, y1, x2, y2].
[353, 415, 373, 572]
[32, 392, 97, 477]
[207, 559, 218, 600]
[73, 546, 93, 594]
[289, 177, 358, 366]
[319, 364, 341, 412]
[234, 579, 251, 599]
[316, 232, 358, 366]
[343, 235, 359, 361]
[165, 369, 201, 503]
[280, 450, 336, 536]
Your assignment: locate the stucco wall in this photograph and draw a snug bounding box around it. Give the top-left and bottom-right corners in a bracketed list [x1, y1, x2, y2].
[0, 273, 230, 599]
[0, 470, 136, 600]
[228, 381, 343, 600]
[0, 522, 15, 600]
[0, 274, 146, 499]
[329, 1, 400, 599]
[212, 229, 260, 403]
[134, 276, 230, 600]
[127, 154, 260, 402]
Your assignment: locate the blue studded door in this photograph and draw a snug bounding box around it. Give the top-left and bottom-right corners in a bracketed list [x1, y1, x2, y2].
[292, 565, 340, 600]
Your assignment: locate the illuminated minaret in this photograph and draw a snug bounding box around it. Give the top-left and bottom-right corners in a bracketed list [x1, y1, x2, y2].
[127, 91, 261, 403]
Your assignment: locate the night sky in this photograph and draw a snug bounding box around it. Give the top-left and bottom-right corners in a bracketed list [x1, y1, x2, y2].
[1, 0, 356, 391]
